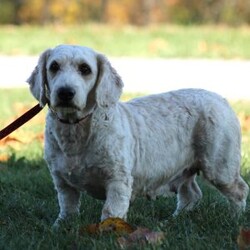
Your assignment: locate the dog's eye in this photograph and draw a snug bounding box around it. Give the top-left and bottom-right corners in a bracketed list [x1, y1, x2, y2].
[49, 61, 60, 73]
[78, 63, 92, 76]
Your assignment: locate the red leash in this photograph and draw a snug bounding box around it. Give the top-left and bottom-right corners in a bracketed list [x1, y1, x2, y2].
[0, 104, 43, 140]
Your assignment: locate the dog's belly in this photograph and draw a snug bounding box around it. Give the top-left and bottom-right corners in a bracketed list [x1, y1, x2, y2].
[62, 165, 108, 201]
[132, 176, 172, 200]
[83, 183, 106, 200]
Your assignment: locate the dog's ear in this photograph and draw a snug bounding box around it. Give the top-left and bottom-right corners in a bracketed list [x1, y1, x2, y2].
[27, 49, 51, 107]
[95, 54, 123, 108]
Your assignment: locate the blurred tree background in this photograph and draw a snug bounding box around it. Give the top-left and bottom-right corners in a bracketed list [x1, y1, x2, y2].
[0, 0, 250, 26]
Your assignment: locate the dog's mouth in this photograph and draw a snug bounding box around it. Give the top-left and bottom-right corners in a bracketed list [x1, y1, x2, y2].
[52, 102, 83, 115]
[50, 103, 95, 124]
[49, 103, 82, 123]
[54, 102, 81, 110]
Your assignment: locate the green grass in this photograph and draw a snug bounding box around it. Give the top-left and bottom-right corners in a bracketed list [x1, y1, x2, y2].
[0, 89, 250, 249]
[0, 24, 250, 58]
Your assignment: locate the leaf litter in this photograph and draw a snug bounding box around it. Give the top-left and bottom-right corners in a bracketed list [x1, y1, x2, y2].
[81, 217, 166, 248]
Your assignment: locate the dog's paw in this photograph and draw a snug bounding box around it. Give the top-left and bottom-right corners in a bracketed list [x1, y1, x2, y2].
[51, 215, 79, 232]
[51, 217, 65, 232]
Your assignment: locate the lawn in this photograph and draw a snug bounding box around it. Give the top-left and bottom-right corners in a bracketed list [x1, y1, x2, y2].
[0, 88, 250, 249]
[0, 24, 250, 59]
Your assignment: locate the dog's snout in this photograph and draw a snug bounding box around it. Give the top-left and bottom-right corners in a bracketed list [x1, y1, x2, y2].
[57, 87, 75, 102]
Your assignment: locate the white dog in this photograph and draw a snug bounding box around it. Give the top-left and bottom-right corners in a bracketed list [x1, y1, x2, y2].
[28, 45, 248, 227]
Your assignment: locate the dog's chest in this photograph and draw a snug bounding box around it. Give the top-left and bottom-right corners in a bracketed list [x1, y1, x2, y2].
[57, 155, 108, 200]
[55, 126, 88, 154]
[51, 122, 111, 200]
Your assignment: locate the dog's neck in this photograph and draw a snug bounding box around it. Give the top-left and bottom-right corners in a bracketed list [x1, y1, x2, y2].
[48, 106, 96, 155]
[47, 104, 117, 157]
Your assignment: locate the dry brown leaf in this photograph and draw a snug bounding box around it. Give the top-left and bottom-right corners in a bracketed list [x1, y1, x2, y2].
[35, 133, 44, 142]
[237, 227, 250, 250]
[0, 136, 22, 145]
[83, 223, 99, 234]
[117, 227, 165, 248]
[0, 130, 43, 151]
[82, 218, 165, 248]
[238, 112, 250, 132]
[0, 154, 9, 162]
[0, 136, 24, 151]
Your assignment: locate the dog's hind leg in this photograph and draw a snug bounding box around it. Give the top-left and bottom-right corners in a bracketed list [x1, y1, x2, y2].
[172, 171, 202, 216]
[203, 168, 249, 213]
[217, 176, 249, 212]
[201, 144, 249, 213]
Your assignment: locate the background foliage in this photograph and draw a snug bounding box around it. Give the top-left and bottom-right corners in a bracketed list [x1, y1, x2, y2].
[1, 0, 250, 25]
[1, 24, 250, 59]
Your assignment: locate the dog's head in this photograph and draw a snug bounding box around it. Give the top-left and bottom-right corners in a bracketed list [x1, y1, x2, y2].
[27, 45, 123, 123]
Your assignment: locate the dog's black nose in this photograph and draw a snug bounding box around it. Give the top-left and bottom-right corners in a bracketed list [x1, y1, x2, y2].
[57, 87, 75, 101]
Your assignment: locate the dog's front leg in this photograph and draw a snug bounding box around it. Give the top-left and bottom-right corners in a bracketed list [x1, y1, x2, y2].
[52, 174, 81, 229]
[101, 176, 133, 221]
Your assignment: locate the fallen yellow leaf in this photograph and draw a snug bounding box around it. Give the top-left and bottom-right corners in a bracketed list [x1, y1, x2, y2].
[82, 217, 134, 235]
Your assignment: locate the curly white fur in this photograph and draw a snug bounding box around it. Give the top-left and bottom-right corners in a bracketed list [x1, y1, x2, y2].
[27, 45, 249, 226]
